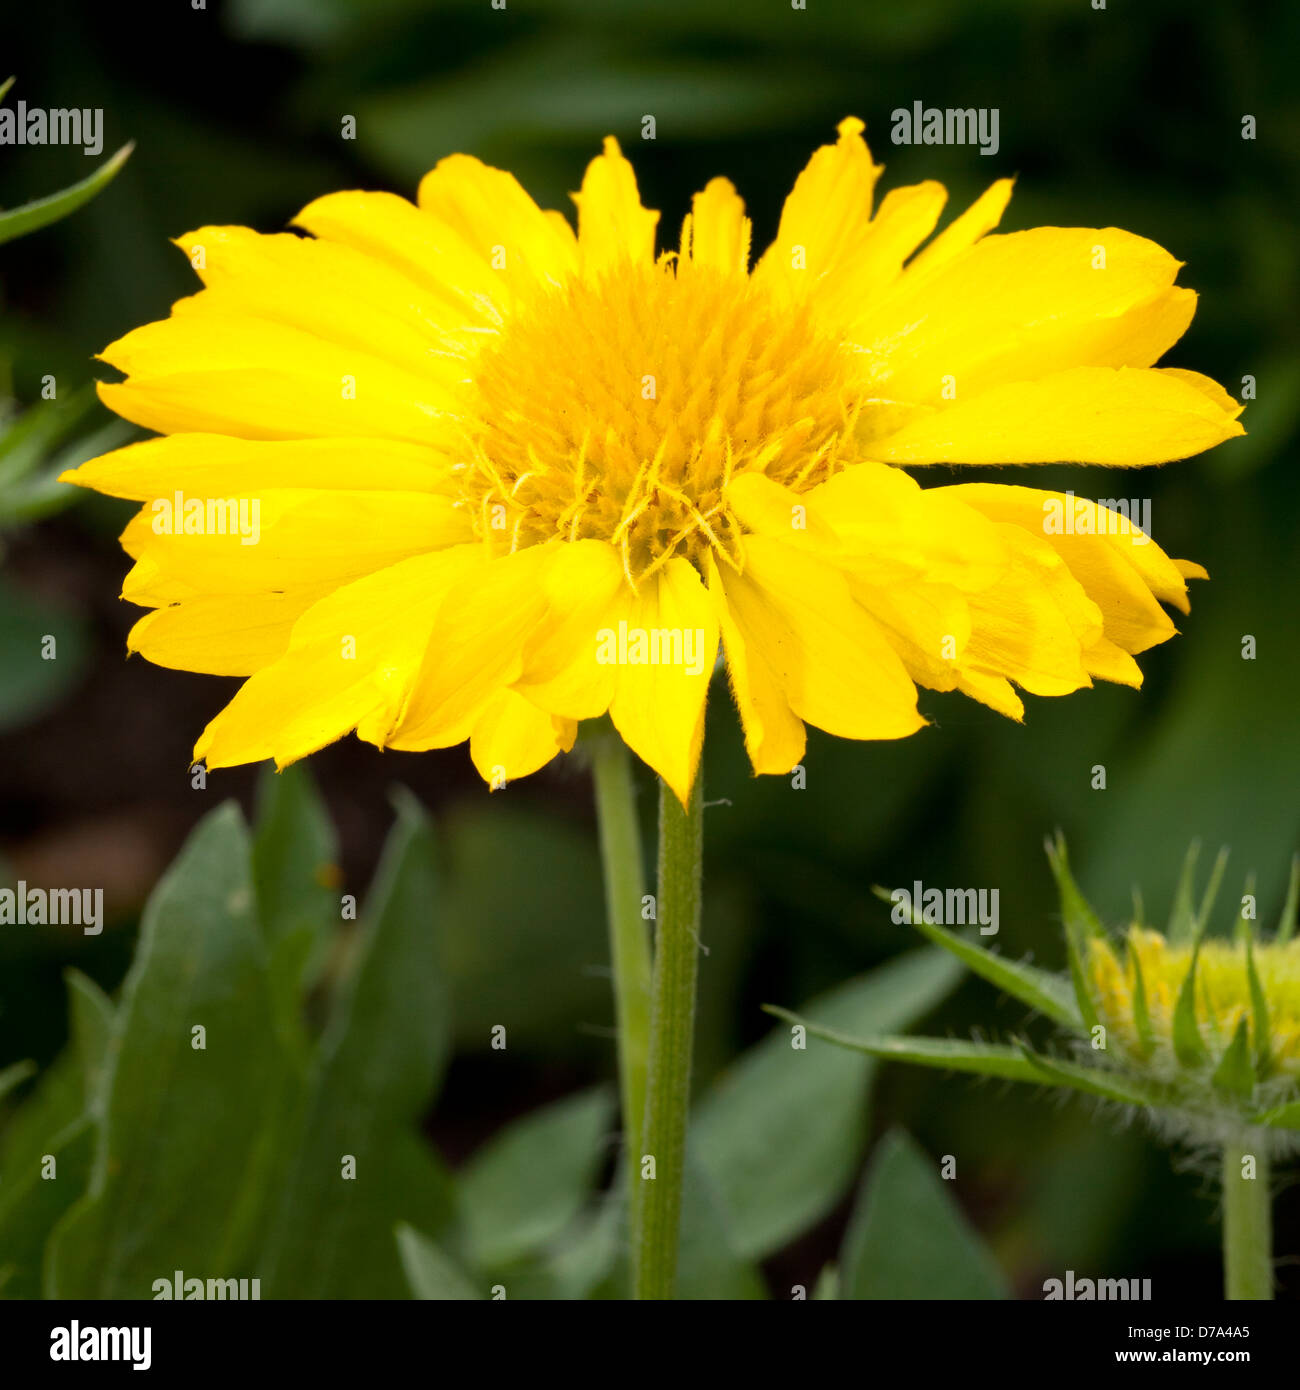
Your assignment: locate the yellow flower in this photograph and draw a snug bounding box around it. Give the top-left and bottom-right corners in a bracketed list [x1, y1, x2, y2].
[65, 118, 1243, 802]
[1090, 930, 1300, 1078]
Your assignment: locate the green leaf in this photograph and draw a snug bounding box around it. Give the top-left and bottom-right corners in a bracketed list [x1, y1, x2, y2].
[64, 969, 114, 1116]
[0, 1060, 35, 1109]
[1045, 832, 1107, 938]
[459, 1086, 614, 1271]
[251, 762, 341, 1060]
[1212, 1018, 1255, 1099]
[0, 574, 89, 733]
[839, 1129, 1010, 1300]
[1194, 847, 1230, 937]
[812, 1264, 839, 1300]
[1018, 1045, 1172, 1108]
[1276, 854, 1300, 945]
[1244, 928, 1272, 1077]
[0, 1115, 94, 1299]
[674, 1149, 767, 1300]
[759, 1020, 1045, 1084]
[1253, 1100, 1300, 1131]
[0, 141, 133, 245]
[396, 1223, 481, 1301]
[873, 883, 1080, 1030]
[252, 762, 340, 951]
[1043, 834, 1103, 1030]
[259, 789, 454, 1298]
[46, 804, 283, 1297]
[1166, 840, 1202, 944]
[693, 948, 961, 1260]
[1172, 948, 1208, 1068]
[1126, 938, 1155, 1061]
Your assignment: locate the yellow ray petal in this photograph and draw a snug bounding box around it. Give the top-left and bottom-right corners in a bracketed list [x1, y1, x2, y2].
[833, 180, 948, 308]
[118, 489, 470, 598]
[707, 553, 805, 776]
[63, 434, 457, 501]
[293, 189, 506, 317]
[195, 548, 477, 769]
[469, 689, 577, 789]
[853, 227, 1194, 402]
[571, 136, 659, 277]
[755, 116, 883, 291]
[98, 307, 452, 443]
[903, 176, 1015, 282]
[415, 154, 578, 291]
[719, 535, 924, 752]
[871, 365, 1245, 466]
[392, 545, 559, 749]
[173, 225, 471, 367]
[680, 177, 751, 275]
[943, 483, 1183, 651]
[517, 539, 628, 719]
[609, 556, 719, 805]
[128, 589, 332, 676]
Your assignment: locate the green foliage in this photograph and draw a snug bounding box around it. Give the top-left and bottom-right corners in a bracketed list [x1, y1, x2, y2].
[694, 949, 962, 1260]
[839, 1130, 1010, 1300]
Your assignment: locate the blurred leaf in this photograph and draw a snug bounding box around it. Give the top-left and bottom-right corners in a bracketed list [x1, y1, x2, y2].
[763, 1022, 1043, 1084]
[0, 1060, 35, 1108]
[459, 1085, 614, 1271]
[259, 788, 454, 1297]
[0, 142, 133, 245]
[442, 802, 607, 1052]
[693, 948, 962, 1260]
[840, 1129, 1010, 1300]
[396, 1223, 481, 1301]
[252, 762, 341, 1059]
[0, 574, 88, 732]
[46, 803, 282, 1297]
[64, 968, 114, 1116]
[879, 882, 1080, 1029]
[674, 1149, 766, 1300]
[0, 1115, 93, 1299]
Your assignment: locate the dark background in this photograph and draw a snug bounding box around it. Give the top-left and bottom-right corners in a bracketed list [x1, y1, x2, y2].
[2, 0, 1298, 1297]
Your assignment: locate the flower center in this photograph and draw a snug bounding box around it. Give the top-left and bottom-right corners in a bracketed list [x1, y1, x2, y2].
[457, 261, 864, 584]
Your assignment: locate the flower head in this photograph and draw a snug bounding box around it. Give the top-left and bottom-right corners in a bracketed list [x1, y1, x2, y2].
[66, 120, 1243, 800]
[776, 838, 1300, 1151]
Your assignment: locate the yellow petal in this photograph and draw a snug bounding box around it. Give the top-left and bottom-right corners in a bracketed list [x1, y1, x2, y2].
[719, 534, 924, 749]
[118, 489, 469, 599]
[707, 553, 806, 776]
[608, 557, 719, 806]
[571, 137, 659, 276]
[98, 306, 449, 443]
[392, 545, 558, 749]
[293, 189, 506, 317]
[833, 180, 948, 308]
[469, 689, 576, 788]
[517, 540, 628, 719]
[173, 225, 470, 366]
[63, 434, 456, 501]
[903, 177, 1015, 282]
[756, 116, 883, 290]
[854, 227, 1195, 405]
[128, 589, 331, 676]
[944, 483, 1181, 652]
[195, 548, 477, 769]
[415, 154, 578, 291]
[871, 366, 1245, 466]
[680, 177, 751, 275]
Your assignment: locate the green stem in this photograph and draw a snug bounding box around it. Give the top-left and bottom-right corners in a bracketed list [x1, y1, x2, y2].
[1221, 1137, 1272, 1300]
[591, 735, 653, 1200]
[632, 772, 704, 1300]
